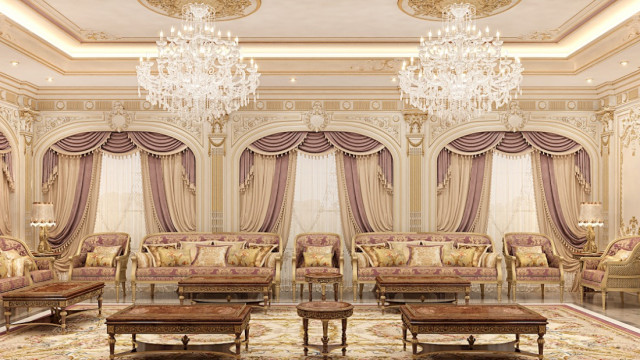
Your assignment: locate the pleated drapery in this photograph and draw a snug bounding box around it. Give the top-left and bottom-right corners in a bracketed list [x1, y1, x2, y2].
[42, 131, 196, 271]
[0, 131, 14, 236]
[240, 131, 393, 253]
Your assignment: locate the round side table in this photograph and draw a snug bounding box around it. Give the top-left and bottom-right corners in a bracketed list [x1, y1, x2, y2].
[296, 301, 353, 359]
[304, 272, 343, 301]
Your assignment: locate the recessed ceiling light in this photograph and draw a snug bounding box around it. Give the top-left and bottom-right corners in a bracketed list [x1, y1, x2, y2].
[290, 77, 296, 82]
[46, 77, 53, 82]
[10, 61, 19, 66]
[586, 78, 593, 84]
[620, 60, 629, 66]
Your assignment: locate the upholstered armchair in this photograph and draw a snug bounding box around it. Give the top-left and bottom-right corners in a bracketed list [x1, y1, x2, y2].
[503, 233, 565, 302]
[68, 232, 131, 302]
[580, 235, 640, 310]
[1, 236, 56, 297]
[291, 233, 343, 301]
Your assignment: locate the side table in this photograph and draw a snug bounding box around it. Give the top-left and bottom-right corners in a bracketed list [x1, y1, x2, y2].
[304, 272, 343, 301]
[296, 301, 353, 360]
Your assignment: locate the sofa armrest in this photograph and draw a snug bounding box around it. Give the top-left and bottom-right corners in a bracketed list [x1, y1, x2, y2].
[70, 254, 86, 269]
[130, 253, 139, 281]
[339, 254, 344, 276]
[495, 254, 504, 283]
[603, 258, 640, 277]
[351, 254, 359, 284]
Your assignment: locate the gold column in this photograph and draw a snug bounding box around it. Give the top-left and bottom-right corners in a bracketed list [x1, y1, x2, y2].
[19, 107, 36, 248]
[404, 112, 427, 232]
[209, 116, 227, 232]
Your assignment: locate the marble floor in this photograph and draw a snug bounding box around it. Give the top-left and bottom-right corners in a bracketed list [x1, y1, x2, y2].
[4, 283, 638, 330]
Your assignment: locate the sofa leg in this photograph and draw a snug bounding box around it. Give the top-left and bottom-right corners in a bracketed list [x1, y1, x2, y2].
[300, 284, 304, 301]
[353, 283, 357, 301]
[359, 284, 364, 299]
[602, 291, 607, 311]
[579, 285, 584, 304]
[292, 281, 296, 302]
[620, 292, 624, 306]
[122, 282, 126, 299]
[497, 284, 502, 302]
[275, 284, 280, 303]
[540, 284, 545, 300]
[512, 283, 517, 302]
[115, 282, 120, 303]
[559, 283, 564, 303]
[132, 282, 136, 304]
[480, 284, 485, 299]
[150, 284, 155, 300]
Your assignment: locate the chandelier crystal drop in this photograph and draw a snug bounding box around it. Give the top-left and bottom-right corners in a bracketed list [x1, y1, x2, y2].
[136, 3, 260, 124]
[398, 3, 523, 122]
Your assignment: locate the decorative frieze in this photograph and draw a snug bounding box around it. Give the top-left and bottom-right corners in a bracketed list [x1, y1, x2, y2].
[302, 101, 331, 132]
[620, 107, 640, 155]
[341, 114, 401, 144]
[35, 114, 101, 139]
[596, 108, 614, 155]
[500, 101, 529, 132]
[105, 101, 132, 132]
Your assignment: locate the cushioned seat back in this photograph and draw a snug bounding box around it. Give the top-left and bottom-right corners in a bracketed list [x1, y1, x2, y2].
[295, 233, 341, 268]
[421, 232, 494, 251]
[353, 232, 430, 247]
[0, 236, 29, 256]
[504, 233, 555, 262]
[79, 233, 130, 256]
[141, 232, 280, 250]
[606, 236, 640, 257]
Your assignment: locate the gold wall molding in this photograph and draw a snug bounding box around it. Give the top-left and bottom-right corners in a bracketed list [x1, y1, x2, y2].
[133, 112, 203, 142]
[230, 113, 297, 144]
[340, 114, 401, 144]
[500, 101, 530, 132]
[619, 216, 640, 236]
[596, 108, 614, 155]
[530, 113, 598, 140]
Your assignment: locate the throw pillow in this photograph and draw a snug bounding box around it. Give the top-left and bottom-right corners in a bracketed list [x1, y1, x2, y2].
[264, 252, 277, 268]
[513, 245, 543, 267]
[419, 241, 455, 256]
[305, 245, 334, 254]
[303, 252, 333, 267]
[457, 244, 490, 267]
[12, 255, 35, 276]
[191, 245, 230, 267]
[482, 252, 499, 268]
[93, 246, 122, 266]
[179, 241, 213, 262]
[442, 247, 475, 267]
[388, 241, 422, 264]
[516, 252, 549, 267]
[407, 245, 443, 267]
[355, 253, 369, 268]
[86, 252, 115, 267]
[228, 248, 261, 267]
[373, 248, 405, 267]
[597, 249, 633, 271]
[157, 247, 191, 267]
[0, 252, 9, 278]
[356, 244, 388, 267]
[144, 243, 178, 267]
[247, 244, 277, 267]
[135, 252, 153, 268]
[213, 241, 246, 263]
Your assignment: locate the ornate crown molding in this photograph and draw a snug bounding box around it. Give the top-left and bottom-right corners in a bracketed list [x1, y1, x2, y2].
[303, 102, 332, 132]
[138, 0, 261, 20]
[500, 101, 529, 132]
[105, 101, 132, 132]
[398, 0, 519, 20]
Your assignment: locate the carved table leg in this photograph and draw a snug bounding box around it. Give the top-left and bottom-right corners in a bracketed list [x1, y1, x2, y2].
[321, 319, 329, 360]
[380, 287, 386, 314]
[108, 332, 116, 359]
[412, 332, 418, 355]
[182, 335, 189, 350]
[402, 323, 407, 351]
[537, 332, 545, 359]
[178, 286, 184, 305]
[98, 291, 103, 316]
[308, 283, 313, 302]
[245, 325, 250, 351]
[334, 283, 339, 301]
[234, 332, 241, 355]
[4, 306, 11, 332]
[132, 334, 137, 352]
[515, 333, 520, 352]
[263, 287, 269, 314]
[465, 286, 470, 304]
[341, 317, 347, 356]
[60, 309, 68, 332]
[303, 318, 309, 356]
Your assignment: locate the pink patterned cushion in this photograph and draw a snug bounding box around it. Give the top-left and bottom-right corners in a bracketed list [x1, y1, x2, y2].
[0, 276, 29, 294]
[295, 234, 340, 268]
[515, 267, 560, 281]
[30, 269, 54, 283]
[135, 266, 275, 281]
[72, 267, 117, 279]
[582, 269, 605, 284]
[80, 234, 128, 255]
[0, 237, 29, 257]
[583, 258, 600, 270]
[606, 237, 640, 256]
[504, 234, 556, 266]
[33, 258, 52, 271]
[358, 266, 497, 281]
[142, 233, 280, 247]
[295, 267, 340, 280]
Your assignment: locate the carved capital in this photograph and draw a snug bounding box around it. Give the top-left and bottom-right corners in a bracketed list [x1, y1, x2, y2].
[403, 112, 428, 134]
[18, 107, 38, 134]
[208, 114, 229, 135]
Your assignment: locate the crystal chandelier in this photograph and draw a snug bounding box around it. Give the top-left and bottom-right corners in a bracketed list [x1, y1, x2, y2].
[398, 3, 523, 122]
[137, 3, 260, 124]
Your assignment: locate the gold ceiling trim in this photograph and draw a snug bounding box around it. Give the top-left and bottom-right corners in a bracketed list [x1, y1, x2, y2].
[137, 0, 261, 21]
[397, 0, 520, 20]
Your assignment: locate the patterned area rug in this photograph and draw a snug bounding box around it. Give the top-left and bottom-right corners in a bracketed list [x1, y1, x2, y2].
[1, 304, 639, 359]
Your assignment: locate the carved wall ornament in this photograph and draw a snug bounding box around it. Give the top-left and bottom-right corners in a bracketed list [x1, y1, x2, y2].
[517, 29, 558, 41]
[621, 107, 640, 156]
[105, 101, 132, 132]
[343, 114, 401, 144]
[231, 114, 280, 142]
[531, 114, 597, 140]
[349, 59, 401, 72]
[596, 108, 614, 155]
[303, 102, 332, 132]
[79, 30, 121, 41]
[138, 0, 260, 20]
[398, 0, 519, 20]
[403, 112, 428, 134]
[0, 104, 20, 134]
[134, 112, 203, 141]
[36, 114, 102, 138]
[500, 101, 529, 132]
[620, 216, 640, 237]
[209, 114, 229, 134]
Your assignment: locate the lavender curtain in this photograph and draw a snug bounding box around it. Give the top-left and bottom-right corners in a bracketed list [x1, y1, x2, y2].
[259, 154, 290, 232]
[522, 131, 581, 154]
[298, 132, 333, 154]
[447, 132, 504, 154]
[239, 149, 254, 185]
[343, 154, 374, 233]
[0, 132, 13, 182]
[128, 131, 187, 155]
[48, 154, 94, 248]
[456, 153, 488, 232]
[147, 155, 178, 232]
[101, 132, 137, 154]
[42, 149, 59, 190]
[325, 131, 385, 154]
[249, 132, 308, 155]
[495, 131, 530, 153]
[50, 132, 110, 154]
[378, 148, 393, 186]
[575, 148, 591, 188]
[539, 154, 586, 247]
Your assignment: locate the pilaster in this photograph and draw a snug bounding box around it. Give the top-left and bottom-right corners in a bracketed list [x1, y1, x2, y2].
[404, 112, 427, 231]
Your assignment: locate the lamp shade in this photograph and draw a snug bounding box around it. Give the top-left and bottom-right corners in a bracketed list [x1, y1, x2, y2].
[30, 202, 56, 227]
[578, 202, 604, 227]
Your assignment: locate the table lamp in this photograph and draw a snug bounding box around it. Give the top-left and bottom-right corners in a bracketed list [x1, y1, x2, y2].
[31, 202, 56, 253]
[578, 202, 604, 253]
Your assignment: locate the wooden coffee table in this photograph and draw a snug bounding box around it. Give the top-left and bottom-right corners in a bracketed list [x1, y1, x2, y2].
[400, 304, 548, 359]
[376, 275, 471, 313]
[106, 304, 250, 359]
[177, 275, 272, 313]
[296, 301, 354, 360]
[304, 272, 343, 301]
[2, 281, 104, 333]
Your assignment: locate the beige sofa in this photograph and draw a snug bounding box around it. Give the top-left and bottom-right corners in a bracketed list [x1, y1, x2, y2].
[1, 236, 56, 304]
[131, 232, 282, 302]
[352, 232, 503, 301]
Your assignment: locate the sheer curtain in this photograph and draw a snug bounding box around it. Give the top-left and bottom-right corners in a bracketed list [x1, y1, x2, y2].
[94, 151, 147, 282]
[486, 152, 540, 257]
[285, 152, 345, 290]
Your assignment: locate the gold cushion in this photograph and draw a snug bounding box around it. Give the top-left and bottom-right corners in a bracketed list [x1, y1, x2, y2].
[482, 252, 499, 268]
[442, 247, 475, 267]
[303, 252, 333, 267]
[135, 252, 153, 268]
[192, 245, 229, 267]
[157, 247, 191, 267]
[305, 245, 333, 254]
[407, 245, 443, 267]
[179, 241, 213, 262]
[247, 244, 277, 267]
[388, 241, 422, 264]
[356, 244, 387, 267]
[457, 244, 489, 267]
[213, 241, 246, 263]
[93, 246, 122, 266]
[86, 252, 116, 267]
[355, 253, 369, 268]
[144, 243, 178, 267]
[374, 248, 405, 267]
[0, 253, 8, 278]
[228, 248, 261, 267]
[516, 252, 549, 267]
[513, 245, 543, 267]
[597, 249, 633, 271]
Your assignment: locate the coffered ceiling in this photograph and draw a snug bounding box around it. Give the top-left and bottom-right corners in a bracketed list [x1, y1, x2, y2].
[1, 0, 640, 94]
